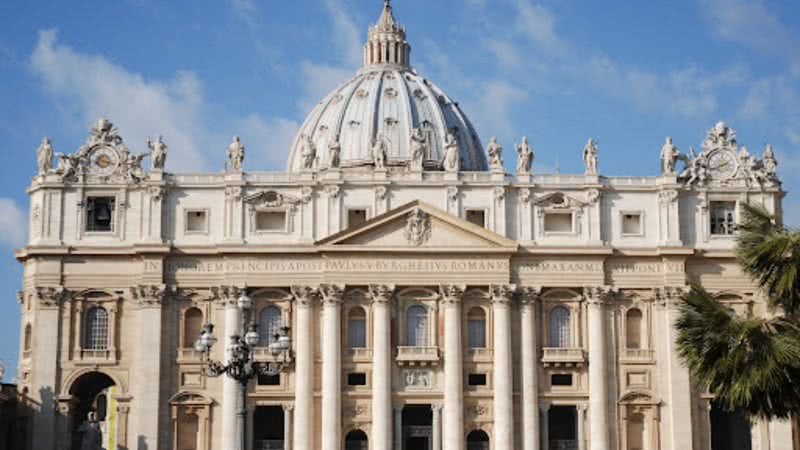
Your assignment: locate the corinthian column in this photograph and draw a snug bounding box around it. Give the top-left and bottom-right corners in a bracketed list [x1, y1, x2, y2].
[519, 287, 541, 450]
[490, 285, 515, 450]
[585, 286, 614, 450]
[370, 284, 395, 450]
[214, 286, 243, 450]
[292, 286, 319, 450]
[320, 285, 344, 450]
[440, 284, 465, 450]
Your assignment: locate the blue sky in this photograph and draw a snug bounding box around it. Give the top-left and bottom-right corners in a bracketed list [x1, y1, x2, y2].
[0, 0, 799, 375]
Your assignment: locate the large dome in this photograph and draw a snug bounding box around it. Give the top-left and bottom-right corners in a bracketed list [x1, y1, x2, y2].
[287, 1, 487, 172]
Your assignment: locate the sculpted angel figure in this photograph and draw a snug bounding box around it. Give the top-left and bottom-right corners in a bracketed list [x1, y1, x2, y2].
[486, 136, 503, 171]
[227, 136, 245, 171]
[660, 136, 681, 175]
[125, 152, 147, 182]
[328, 137, 341, 168]
[583, 138, 598, 175]
[36, 137, 54, 175]
[685, 147, 707, 186]
[300, 135, 316, 170]
[409, 127, 427, 171]
[147, 135, 168, 170]
[56, 153, 80, 179]
[442, 130, 460, 172]
[372, 133, 387, 170]
[516, 136, 534, 174]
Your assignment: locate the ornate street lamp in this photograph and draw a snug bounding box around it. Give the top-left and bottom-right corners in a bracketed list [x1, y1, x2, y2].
[194, 290, 293, 450]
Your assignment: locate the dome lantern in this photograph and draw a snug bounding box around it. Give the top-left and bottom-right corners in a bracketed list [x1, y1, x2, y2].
[363, 0, 411, 69]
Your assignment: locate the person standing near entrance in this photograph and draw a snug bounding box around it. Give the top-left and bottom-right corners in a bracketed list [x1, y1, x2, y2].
[78, 412, 103, 450]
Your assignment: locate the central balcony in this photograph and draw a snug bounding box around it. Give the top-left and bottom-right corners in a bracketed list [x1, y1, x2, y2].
[396, 346, 440, 367]
[541, 347, 586, 368]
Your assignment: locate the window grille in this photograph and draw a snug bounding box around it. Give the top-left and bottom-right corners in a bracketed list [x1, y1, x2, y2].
[549, 306, 571, 348]
[84, 306, 109, 350]
[406, 305, 428, 346]
[259, 306, 282, 346]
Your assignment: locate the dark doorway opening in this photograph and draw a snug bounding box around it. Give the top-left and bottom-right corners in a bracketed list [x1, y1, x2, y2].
[68, 371, 116, 450]
[345, 429, 368, 450]
[253, 405, 284, 450]
[402, 405, 432, 450]
[711, 400, 752, 450]
[467, 429, 490, 450]
[549, 405, 577, 450]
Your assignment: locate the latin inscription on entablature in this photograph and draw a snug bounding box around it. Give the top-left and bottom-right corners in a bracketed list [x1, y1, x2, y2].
[605, 258, 664, 288]
[513, 257, 605, 286]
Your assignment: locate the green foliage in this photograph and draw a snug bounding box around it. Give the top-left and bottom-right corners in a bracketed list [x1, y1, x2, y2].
[676, 286, 800, 419]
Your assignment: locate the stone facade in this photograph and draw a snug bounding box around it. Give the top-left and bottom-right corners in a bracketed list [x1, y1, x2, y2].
[15, 2, 796, 450]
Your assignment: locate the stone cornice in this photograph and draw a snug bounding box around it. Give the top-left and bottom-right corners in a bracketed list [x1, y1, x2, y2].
[369, 284, 395, 304]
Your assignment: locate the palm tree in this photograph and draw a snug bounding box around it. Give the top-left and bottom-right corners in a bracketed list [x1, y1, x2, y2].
[676, 203, 800, 419]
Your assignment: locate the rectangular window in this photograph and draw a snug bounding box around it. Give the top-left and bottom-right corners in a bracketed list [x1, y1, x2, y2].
[466, 210, 486, 227]
[255, 211, 286, 232]
[467, 319, 486, 348]
[185, 210, 208, 233]
[468, 374, 487, 386]
[348, 318, 367, 349]
[710, 201, 737, 235]
[347, 209, 368, 228]
[621, 213, 642, 235]
[551, 373, 573, 386]
[544, 212, 573, 233]
[86, 197, 115, 232]
[257, 373, 280, 386]
[347, 373, 367, 386]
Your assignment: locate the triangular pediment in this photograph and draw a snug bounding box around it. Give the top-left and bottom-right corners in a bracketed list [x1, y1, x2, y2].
[316, 201, 518, 251]
[532, 191, 586, 208]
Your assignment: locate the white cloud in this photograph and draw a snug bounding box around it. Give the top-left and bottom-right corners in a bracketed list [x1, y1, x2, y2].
[31, 30, 211, 171]
[323, 0, 363, 68]
[470, 80, 528, 140]
[298, 62, 353, 113]
[234, 114, 300, 171]
[0, 198, 26, 248]
[485, 39, 522, 69]
[512, 0, 568, 55]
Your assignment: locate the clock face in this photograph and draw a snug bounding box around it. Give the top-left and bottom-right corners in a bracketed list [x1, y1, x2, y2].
[707, 150, 737, 179]
[89, 147, 119, 176]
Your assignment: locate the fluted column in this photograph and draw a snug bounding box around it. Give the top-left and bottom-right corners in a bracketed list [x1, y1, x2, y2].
[371, 285, 396, 450]
[490, 285, 515, 450]
[440, 284, 465, 450]
[321, 285, 344, 450]
[586, 286, 614, 450]
[131, 285, 168, 450]
[216, 286, 243, 450]
[283, 403, 294, 450]
[292, 286, 319, 450]
[432, 403, 442, 450]
[520, 287, 541, 450]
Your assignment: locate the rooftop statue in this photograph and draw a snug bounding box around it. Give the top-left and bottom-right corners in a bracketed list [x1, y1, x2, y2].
[300, 135, 317, 170]
[372, 133, 388, 170]
[147, 135, 168, 170]
[660, 136, 681, 176]
[516, 136, 534, 174]
[487, 136, 503, 171]
[36, 137, 54, 176]
[443, 130, 460, 172]
[328, 137, 341, 169]
[583, 138, 598, 175]
[409, 127, 427, 172]
[227, 136, 245, 172]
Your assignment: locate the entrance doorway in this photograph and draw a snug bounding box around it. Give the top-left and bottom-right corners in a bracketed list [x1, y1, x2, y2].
[710, 401, 752, 450]
[402, 405, 432, 450]
[68, 371, 117, 450]
[549, 405, 577, 450]
[467, 429, 490, 450]
[253, 406, 284, 450]
[345, 429, 368, 450]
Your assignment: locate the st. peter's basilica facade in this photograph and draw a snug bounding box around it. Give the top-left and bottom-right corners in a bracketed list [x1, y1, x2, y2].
[14, 2, 795, 450]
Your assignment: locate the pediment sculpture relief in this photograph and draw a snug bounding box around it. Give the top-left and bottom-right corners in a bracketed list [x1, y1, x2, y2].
[532, 192, 585, 209]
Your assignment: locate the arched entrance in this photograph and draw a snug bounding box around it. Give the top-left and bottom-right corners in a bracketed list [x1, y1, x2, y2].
[710, 400, 752, 450]
[345, 429, 368, 450]
[466, 429, 490, 450]
[68, 371, 117, 450]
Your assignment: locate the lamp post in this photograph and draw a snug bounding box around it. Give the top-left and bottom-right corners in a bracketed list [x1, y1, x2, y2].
[194, 290, 293, 450]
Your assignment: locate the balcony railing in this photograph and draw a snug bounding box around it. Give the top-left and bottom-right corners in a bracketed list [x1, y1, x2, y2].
[177, 348, 203, 363]
[466, 347, 493, 361]
[396, 346, 440, 366]
[621, 348, 655, 363]
[75, 348, 116, 365]
[253, 347, 294, 364]
[347, 348, 373, 362]
[541, 347, 586, 368]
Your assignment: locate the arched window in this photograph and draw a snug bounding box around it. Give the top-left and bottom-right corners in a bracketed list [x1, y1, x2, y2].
[549, 306, 571, 348]
[467, 307, 487, 349]
[406, 305, 428, 347]
[183, 308, 203, 349]
[23, 324, 32, 351]
[345, 429, 368, 450]
[348, 307, 367, 349]
[626, 308, 643, 349]
[84, 306, 109, 350]
[467, 430, 490, 450]
[259, 305, 282, 346]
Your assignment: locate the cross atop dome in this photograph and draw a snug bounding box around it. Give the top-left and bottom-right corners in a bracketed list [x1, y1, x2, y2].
[363, 0, 411, 69]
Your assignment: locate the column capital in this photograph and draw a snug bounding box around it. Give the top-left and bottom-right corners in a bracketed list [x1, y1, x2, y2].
[654, 286, 689, 308]
[489, 284, 516, 305]
[431, 402, 443, 412]
[518, 286, 543, 305]
[439, 284, 465, 304]
[369, 284, 395, 304]
[583, 285, 617, 306]
[211, 285, 244, 307]
[34, 286, 69, 309]
[320, 284, 345, 306]
[291, 285, 319, 307]
[282, 402, 295, 412]
[130, 284, 170, 308]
